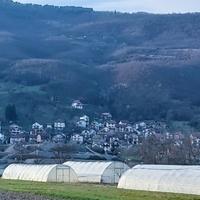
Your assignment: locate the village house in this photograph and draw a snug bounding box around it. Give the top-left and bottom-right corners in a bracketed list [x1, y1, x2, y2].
[0, 133, 5, 144]
[98, 127, 110, 135]
[106, 120, 116, 130]
[109, 136, 120, 149]
[119, 120, 128, 126]
[52, 133, 66, 143]
[190, 134, 200, 147]
[71, 100, 83, 110]
[101, 112, 112, 121]
[9, 124, 26, 144]
[46, 123, 53, 129]
[77, 120, 87, 128]
[81, 129, 96, 139]
[91, 121, 103, 131]
[80, 115, 89, 124]
[54, 120, 66, 131]
[29, 122, 47, 143]
[131, 134, 139, 145]
[77, 115, 90, 128]
[81, 130, 90, 138]
[165, 132, 173, 140]
[173, 132, 184, 146]
[118, 123, 126, 133]
[71, 134, 84, 144]
[125, 125, 134, 133]
[32, 122, 43, 130]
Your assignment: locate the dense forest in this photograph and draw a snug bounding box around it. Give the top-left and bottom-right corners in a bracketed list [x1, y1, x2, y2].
[0, 0, 200, 128]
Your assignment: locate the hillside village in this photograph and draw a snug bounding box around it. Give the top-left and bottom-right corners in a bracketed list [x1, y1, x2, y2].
[0, 100, 200, 168]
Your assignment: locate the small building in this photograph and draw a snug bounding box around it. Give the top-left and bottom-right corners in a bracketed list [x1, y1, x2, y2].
[52, 134, 66, 143]
[77, 115, 90, 128]
[32, 122, 43, 130]
[101, 113, 112, 121]
[131, 134, 139, 145]
[80, 115, 89, 124]
[9, 124, 26, 144]
[46, 123, 53, 129]
[0, 133, 5, 144]
[71, 134, 84, 144]
[119, 120, 128, 126]
[9, 124, 21, 135]
[2, 164, 78, 183]
[118, 124, 126, 133]
[91, 121, 103, 131]
[54, 120, 66, 131]
[81, 130, 90, 138]
[125, 125, 134, 133]
[72, 100, 83, 110]
[30, 122, 47, 143]
[106, 120, 116, 129]
[81, 129, 96, 138]
[77, 120, 87, 128]
[63, 161, 129, 184]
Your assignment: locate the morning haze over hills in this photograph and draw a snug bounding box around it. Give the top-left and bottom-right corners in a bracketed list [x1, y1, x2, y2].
[0, 0, 200, 129]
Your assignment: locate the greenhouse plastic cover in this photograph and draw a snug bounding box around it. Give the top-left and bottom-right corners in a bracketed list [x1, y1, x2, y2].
[2, 164, 78, 183]
[64, 161, 129, 183]
[118, 165, 200, 195]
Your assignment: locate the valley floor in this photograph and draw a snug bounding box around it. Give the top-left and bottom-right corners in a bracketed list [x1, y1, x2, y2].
[0, 179, 199, 200]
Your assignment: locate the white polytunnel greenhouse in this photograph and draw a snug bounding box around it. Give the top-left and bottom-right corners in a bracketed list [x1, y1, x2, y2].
[63, 161, 129, 184]
[118, 165, 200, 195]
[2, 164, 78, 183]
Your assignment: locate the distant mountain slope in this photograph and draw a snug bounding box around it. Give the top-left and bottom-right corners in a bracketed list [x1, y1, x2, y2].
[0, 0, 200, 127]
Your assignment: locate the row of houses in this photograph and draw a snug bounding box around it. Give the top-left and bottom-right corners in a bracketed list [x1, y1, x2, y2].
[0, 120, 67, 145]
[1, 108, 199, 156]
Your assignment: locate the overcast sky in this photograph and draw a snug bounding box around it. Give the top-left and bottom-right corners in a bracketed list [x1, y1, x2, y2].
[15, 0, 200, 13]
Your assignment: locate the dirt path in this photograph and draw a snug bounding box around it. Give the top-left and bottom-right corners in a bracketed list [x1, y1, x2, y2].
[0, 191, 58, 200]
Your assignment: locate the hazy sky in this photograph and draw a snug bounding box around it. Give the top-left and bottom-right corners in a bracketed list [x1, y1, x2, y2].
[15, 0, 200, 13]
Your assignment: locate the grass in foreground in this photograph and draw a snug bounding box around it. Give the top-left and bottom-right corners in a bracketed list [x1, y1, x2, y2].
[0, 179, 199, 200]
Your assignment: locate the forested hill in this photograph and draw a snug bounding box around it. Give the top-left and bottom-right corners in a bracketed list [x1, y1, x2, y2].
[1, 0, 200, 128]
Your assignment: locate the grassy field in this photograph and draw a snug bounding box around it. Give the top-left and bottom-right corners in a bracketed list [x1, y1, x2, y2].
[0, 179, 199, 200]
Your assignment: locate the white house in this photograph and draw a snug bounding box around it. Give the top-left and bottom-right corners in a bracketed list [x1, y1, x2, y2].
[46, 123, 53, 129]
[125, 125, 134, 133]
[30, 122, 47, 143]
[9, 124, 26, 144]
[132, 134, 139, 145]
[0, 133, 5, 143]
[77, 115, 90, 128]
[36, 134, 42, 143]
[52, 134, 66, 143]
[77, 120, 87, 128]
[81, 130, 90, 138]
[118, 124, 126, 133]
[9, 124, 21, 135]
[81, 129, 96, 138]
[106, 120, 116, 129]
[71, 134, 84, 144]
[32, 122, 43, 130]
[80, 115, 89, 124]
[119, 121, 128, 126]
[72, 100, 83, 110]
[54, 120, 66, 131]
[91, 121, 103, 131]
